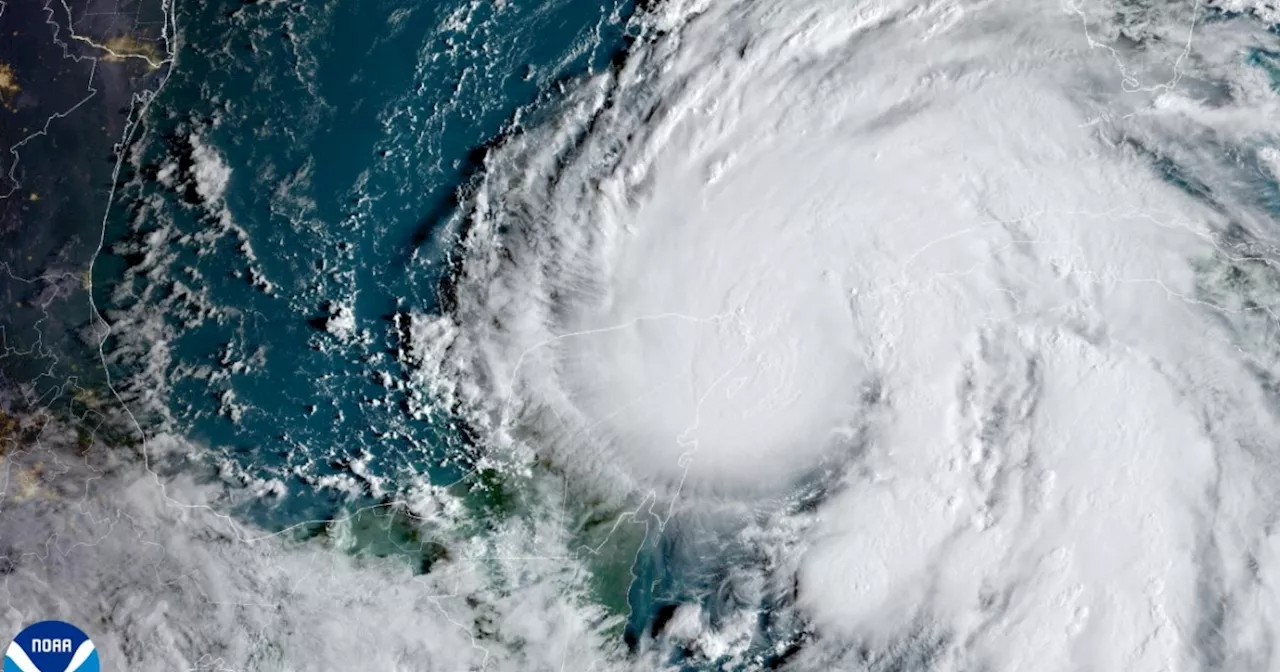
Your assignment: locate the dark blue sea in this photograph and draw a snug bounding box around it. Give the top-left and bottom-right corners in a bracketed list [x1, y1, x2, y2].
[97, 0, 633, 521]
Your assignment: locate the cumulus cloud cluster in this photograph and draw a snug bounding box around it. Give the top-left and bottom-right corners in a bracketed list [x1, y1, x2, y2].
[0, 428, 629, 671]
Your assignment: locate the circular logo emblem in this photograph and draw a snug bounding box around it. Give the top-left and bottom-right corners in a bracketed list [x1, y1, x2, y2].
[4, 621, 98, 672]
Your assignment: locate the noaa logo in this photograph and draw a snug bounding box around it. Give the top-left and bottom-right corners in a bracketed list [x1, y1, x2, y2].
[4, 621, 98, 672]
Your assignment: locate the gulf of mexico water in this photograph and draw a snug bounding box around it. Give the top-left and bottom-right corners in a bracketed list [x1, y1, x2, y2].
[97, 0, 633, 528]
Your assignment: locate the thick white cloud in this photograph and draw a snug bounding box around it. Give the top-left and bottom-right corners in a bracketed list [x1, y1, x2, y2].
[421, 0, 1280, 667]
[0, 433, 628, 671]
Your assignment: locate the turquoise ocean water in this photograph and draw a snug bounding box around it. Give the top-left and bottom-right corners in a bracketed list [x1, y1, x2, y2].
[98, 0, 632, 523]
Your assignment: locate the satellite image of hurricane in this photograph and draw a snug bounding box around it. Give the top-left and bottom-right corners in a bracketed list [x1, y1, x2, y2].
[2, 0, 1280, 669]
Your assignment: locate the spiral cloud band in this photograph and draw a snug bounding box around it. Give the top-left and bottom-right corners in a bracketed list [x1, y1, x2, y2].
[421, 0, 1280, 667]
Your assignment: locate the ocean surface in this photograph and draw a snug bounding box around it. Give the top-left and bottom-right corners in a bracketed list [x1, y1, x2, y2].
[99, 0, 629, 519]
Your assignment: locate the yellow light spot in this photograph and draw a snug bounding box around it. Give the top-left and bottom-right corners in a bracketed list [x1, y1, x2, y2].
[0, 62, 19, 111]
